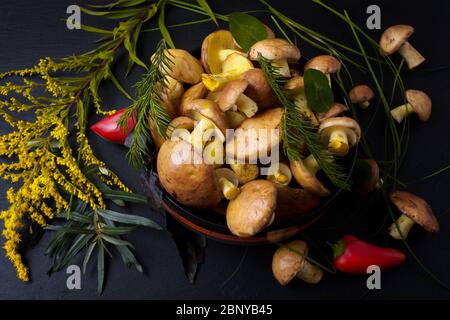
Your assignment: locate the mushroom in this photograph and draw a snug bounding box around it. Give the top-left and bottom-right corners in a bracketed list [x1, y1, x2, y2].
[229, 162, 259, 184]
[388, 191, 439, 240]
[240, 68, 278, 110]
[225, 110, 247, 128]
[349, 85, 374, 109]
[284, 76, 319, 126]
[157, 139, 222, 208]
[217, 79, 258, 117]
[202, 52, 254, 92]
[274, 186, 320, 221]
[154, 49, 204, 84]
[248, 38, 301, 77]
[390, 89, 432, 123]
[316, 102, 348, 123]
[226, 179, 277, 237]
[186, 99, 228, 150]
[215, 168, 240, 200]
[304, 55, 341, 86]
[166, 116, 195, 141]
[201, 30, 242, 74]
[380, 25, 425, 69]
[351, 159, 382, 194]
[290, 155, 330, 197]
[319, 117, 361, 156]
[179, 82, 207, 116]
[267, 163, 292, 186]
[272, 240, 323, 285]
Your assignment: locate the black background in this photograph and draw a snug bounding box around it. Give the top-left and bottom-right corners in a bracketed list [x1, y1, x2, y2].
[0, 0, 449, 300]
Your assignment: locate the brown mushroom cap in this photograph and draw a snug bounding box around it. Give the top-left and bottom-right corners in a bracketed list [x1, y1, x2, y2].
[157, 49, 204, 84]
[217, 79, 248, 112]
[157, 139, 222, 208]
[304, 55, 341, 74]
[316, 102, 348, 122]
[290, 160, 330, 197]
[390, 191, 439, 233]
[248, 38, 301, 62]
[349, 85, 374, 104]
[319, 117, 361, 148]
[272, 240, 308, 286]
[284, 76, 304, 92]
[380, 25, 415, 55]
[274, 186, 320, 221]
[186, 99, 228, 135]
[201, 30, 238, 74]
[406, 89, 432, 121]
[179, 82, 207, 116]
[240, 68, 278, 110]
[226, 179, 277, 237]
[166, 116, 195, 138]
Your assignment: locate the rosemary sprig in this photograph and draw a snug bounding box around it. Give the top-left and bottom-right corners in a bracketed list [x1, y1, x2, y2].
[119, 39, 172, 169]
[258, 54, 350, 190]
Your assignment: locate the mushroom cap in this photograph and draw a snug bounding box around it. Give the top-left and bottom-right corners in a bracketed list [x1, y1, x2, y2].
[240, 68, 278, 110]
[290, 160, 330, 197]
[186, 99, 228, 135]
[284, 76, 304, 92]
[316, 102, 348, 123]
[380, 25, 415, 55]
[226, 108, 283, 161]
[157, 139, 222, 208]
[274, 186, 320, 221]
[349, 85, 374, 104]
[179, 82, 207, 116]
[201, 30, 238, 74]
[157, 49, 204, 84]
[272, 240, 308, 286]
[226, 179, 277, 237]
[304, 55, 341, 74]
[406, 89, 432, 121]
[390, 191, 439, 233]
[353, 159, 380, 194]
[248, 38, 301, 62]
[217, 79, 248, 112]
[166, 116, 195, 138]
[319, 117, 361, 148]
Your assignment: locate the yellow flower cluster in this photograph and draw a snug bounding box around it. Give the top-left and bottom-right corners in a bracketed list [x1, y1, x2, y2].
[0, 58, 129, 281]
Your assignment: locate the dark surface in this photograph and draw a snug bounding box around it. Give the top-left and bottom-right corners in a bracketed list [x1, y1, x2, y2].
[0, 0, 449, 299]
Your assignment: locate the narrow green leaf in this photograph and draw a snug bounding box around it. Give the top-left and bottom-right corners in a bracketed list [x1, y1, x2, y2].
[89, 0, 148, 9]
[99, 226, 138, 235]
[83, 241, 97, 274]
[81, 7, 144, 19]
[97, 243, 105, 295]
[116, 245, 143, 272]
[80, 24, 113, 36]
[55, 234, 94, 273]
[97, 209, 161, 229]
[228, 12, 267, 51]
[46, 225, 94, 234]
[158, 0, 175, 48]
[124, 34, 148, 69]
[196, 0, 218, 27]
[58, 211, 93, 224]
[101, 234, 135, 248]
[304, 69, 334, 113]
[101, 190, 148, 205]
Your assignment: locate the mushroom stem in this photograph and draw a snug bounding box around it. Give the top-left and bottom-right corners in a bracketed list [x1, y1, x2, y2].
[390, 103, 414, 123]
[271, 59, 290, 77]
[267, 163, 292, 186]
[203, 138, 224, 166]
[218, 177, 240, 200]
[360, 101, 370, 109]
[190, 118, 224, 151]
[218, 49, 244, 63]
[236, 94, 258, 118]
[376, 178, 384, 189]
[328, 128, 349, 156]
[398, 41, 425, 70]
[296, 260, 323, 284]
[389, 214, 416, 240]
[303, 154, 320, 175]
[230, 163, 259, 184]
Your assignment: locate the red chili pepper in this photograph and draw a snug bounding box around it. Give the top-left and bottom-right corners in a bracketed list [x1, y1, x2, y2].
[90, 108, 135, 144]
[333, 235, 406, 274]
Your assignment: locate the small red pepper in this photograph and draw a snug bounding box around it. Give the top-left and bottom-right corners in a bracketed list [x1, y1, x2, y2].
[333, 235, 406, 274]
[90, 108, 135, 144]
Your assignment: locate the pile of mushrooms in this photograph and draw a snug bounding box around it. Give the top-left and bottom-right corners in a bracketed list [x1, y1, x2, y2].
[154, 27, 361, 239]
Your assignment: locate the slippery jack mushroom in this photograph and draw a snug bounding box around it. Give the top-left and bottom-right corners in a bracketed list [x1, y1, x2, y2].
[316, 102, 348, 123]
[229, 162, 259, 184]
[349, 85, 374, 109]
[166, 116, 195, 141]
[319, 117, 361, 156]
[226, 180, 277, 237]
[215, 168, 240, 200]
[390, 89, 432, 123]
[248, 38, 301, 77]
[240, 68, 278, 110]
[389, 191, 439, 240]
[380, 25, 425, 69]
[267, 163, 292, 186]
[304, 55, 341, 86]
[274, 186, 320, 221]
[272, 240, 323, 286]
[290, 155, 330, 197]
[284, 76, 319, 126]
[217, 79, 258, 118]
[179, 82, 207, 116]
[201, 30, 243, 74]
[351, 159, 382, 194]
[154, 49, 204, 85]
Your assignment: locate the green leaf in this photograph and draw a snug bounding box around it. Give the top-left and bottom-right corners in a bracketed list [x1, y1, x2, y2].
[158, 0, 175, 49]
[116, 245, 143, 272]
[124, 34, 148, 69]
[46, 225, 95, 234]
[83, 241, 97, 274]
[60, 211, 93, 224]
[89, 0, 148, 9]
[80, 24, 113, 36]
[97, 243, 105, 295]
[197, 0, 218, 27]
[106, 67, 133, 100]
[228, 12, 267, 51]
[101, 234, 135, 248]
[99, 226, 138, 235]
[97, 209, 161, 229]
[304, 69, 334, 113]
[81, 7, 144, 19]
[53, 234, 94, 273]
[101, 190, 148, 205]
